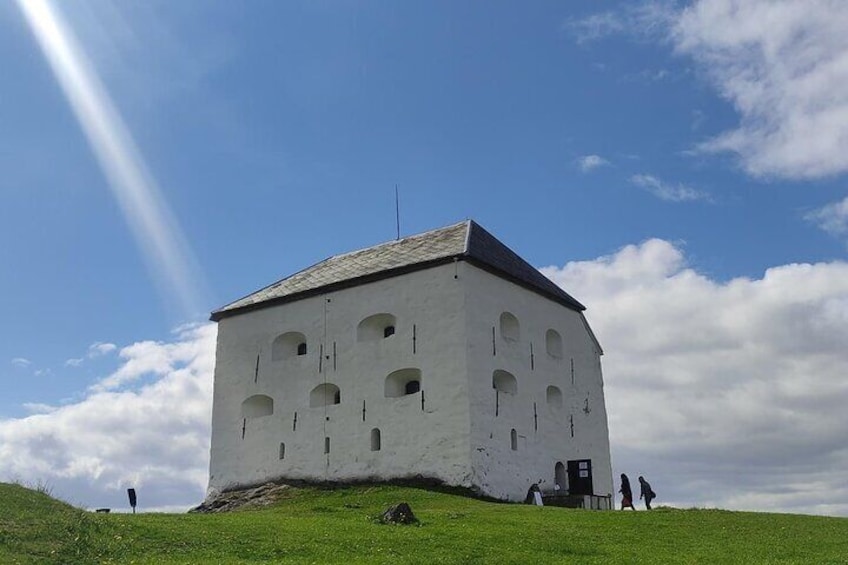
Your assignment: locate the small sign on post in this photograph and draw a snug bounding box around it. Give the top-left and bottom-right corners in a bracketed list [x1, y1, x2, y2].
[127, 488, 137, 514]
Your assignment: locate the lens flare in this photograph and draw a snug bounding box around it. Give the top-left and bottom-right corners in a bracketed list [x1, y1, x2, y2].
[16, 0, 207, 320]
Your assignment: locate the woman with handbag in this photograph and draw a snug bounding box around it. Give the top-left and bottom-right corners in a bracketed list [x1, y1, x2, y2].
[639, 476, 656, 510]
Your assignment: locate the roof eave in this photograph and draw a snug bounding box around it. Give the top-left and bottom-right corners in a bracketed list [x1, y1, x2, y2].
[211, 253, 585, 322]
[210, 254, 464, 322]
[463, 257, 586, 312]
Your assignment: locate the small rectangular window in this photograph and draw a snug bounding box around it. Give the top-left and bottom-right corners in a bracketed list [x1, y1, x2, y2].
[279, 442, 285, 460]
[324, 437, 330, 454]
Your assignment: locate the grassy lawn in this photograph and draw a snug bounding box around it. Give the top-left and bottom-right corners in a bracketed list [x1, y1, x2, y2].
[2, 482, 847, 564]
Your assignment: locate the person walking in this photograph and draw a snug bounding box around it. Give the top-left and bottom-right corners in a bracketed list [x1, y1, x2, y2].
[639, 476, 656, 510]
[619, 473, 635, 510]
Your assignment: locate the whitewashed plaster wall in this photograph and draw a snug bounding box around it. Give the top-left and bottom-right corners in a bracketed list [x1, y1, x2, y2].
[208, 262, 473, 494]
[462, 265, 614, 502]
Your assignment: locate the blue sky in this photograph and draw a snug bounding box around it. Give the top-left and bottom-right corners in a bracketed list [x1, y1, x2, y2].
[2, 1, 847, 515]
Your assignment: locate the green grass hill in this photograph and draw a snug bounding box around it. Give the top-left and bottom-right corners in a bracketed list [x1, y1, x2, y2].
[1, 481, 847, 564]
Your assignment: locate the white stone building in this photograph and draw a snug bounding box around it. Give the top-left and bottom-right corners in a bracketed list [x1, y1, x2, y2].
[207, 220, 613, 504]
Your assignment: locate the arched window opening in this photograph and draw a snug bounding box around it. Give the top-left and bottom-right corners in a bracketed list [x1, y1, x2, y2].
[405, 380, 420, 395]
[499, 312, 520, 342]
[546, 385, 563, 410]
[385, 368, 422, 398]
[546, 329, 563, 359]
[241, 395, 274, 419]
[272, 331, 307, 361]
[555, 461, 567, 492]
[493, 370, 517, 395]
[357, 313, 397, 342]
[310, 383, 341, 407]
[279, 442, 286, 460]
[510, 428, 518, 451]
[371, 428, 381, 451]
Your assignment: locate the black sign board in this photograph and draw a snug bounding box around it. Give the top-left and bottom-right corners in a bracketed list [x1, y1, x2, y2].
[127, 488, 137, 513]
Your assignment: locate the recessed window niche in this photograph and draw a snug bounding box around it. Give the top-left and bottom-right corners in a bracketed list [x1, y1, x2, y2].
[272, 331, 307, 361]
[358, 313, 397, 342]
[546, 385, 563, 410]
[492, 370, 517, 395]
[241, 395, 273, 418]
[499, 312, 520, 342]
[385, 368, 422, 398]
[546, 329, 563, 359]
[310, 383, 341, 407]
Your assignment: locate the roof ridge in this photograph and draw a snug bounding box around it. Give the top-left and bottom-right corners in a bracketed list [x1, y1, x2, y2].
[463, 219, 473, 254]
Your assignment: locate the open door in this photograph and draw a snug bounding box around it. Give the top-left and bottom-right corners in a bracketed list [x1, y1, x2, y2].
[554, 461, 567, 492]
[567, 459, 593, 495]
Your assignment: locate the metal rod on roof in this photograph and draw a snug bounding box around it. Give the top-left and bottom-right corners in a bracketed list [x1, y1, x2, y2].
[395, 184, 400, 240]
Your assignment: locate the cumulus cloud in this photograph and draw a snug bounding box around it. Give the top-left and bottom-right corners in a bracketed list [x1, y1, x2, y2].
[21, 403, 58, 415]
[0, 323, 215, 511]
[577, 154, 611, 172]
[65, 341, 119, 368]
[542, 240, 848, 516]
[571, 0, 848, 180]
[3, 245, 848, 516]
[630, 173, 710, 202]
[673, 0, 848, 179]
[805, 196, 848, 239]
[90, 329, 207, 393]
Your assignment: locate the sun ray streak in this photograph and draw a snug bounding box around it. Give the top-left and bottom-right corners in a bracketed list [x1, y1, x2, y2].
[16, 0, 207, 320]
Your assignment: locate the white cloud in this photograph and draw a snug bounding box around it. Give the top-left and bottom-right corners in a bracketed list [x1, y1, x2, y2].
[88, 342, 117, 357]
[91, 330, 207, 392]
[564, 3, 672, 44]
[572, 1, 848, 180]
[4, 246, 848, 516]
[542, 240, 848, 516]
[22, 403, 58, 415]
[65, 341, 119, 368]
[577, 154, 611, 172]
[673, 0, 848, 179]
[805, 196, 848, 238]
[0, 323, 215, 511]
[630, 173, 710, 202]
[11, 358, 31, 368]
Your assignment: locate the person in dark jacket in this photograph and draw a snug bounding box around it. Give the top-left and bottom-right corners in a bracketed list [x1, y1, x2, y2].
[619, 474, 635, 510]
[639, 476, 656, 510]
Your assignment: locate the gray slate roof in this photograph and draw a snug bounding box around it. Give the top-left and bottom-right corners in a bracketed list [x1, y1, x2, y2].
[211, 220, 585, 321]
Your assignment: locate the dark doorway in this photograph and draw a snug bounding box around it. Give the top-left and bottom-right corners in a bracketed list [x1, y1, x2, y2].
[555, 461, 567, 492]
[567, 459, 593, 495]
